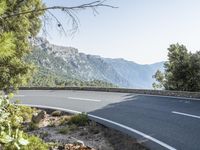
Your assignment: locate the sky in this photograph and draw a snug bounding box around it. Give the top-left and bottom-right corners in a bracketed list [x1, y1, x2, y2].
[42, 0, 200, 64]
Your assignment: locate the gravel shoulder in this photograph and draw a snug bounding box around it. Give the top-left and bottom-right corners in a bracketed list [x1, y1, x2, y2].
[25, 108, 149, 150]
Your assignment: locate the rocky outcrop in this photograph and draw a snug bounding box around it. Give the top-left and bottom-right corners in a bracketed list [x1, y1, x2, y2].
[32, 110, 46, 123]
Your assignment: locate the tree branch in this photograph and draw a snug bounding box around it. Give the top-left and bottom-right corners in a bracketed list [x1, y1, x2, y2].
[0, 1, 117, 19]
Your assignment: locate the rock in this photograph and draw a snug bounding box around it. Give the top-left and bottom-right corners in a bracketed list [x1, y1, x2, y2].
[73, 140, 85, 146]
[32, 110, 46, 123]
[51, 110, 62, 117]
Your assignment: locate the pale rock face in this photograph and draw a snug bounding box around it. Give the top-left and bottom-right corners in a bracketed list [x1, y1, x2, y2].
[29, 37, 164, 88]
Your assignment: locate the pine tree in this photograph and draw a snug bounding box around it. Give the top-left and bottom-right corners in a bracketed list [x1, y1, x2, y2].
[0, 0, 45, 93]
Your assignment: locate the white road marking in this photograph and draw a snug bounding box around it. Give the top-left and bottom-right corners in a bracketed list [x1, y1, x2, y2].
[67, 97, 101, 102]
[136, 93, 200, 101]
[16, 104, 176, 150]
[16, 104, 81, 114]
[172, 111, 200, 119]
[14, 95, 25, 97]
[89, 114, 177, 150]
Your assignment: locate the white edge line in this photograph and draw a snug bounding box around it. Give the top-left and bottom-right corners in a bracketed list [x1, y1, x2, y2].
[172, 111, 200, 119]
[68, 97, 101, 102]
[89, 114, 176, 150]
[14, 95, 25, 97]
[16, 104, 81, 114]
[17, 103, 176, 150]
[136, 93, 200, 101]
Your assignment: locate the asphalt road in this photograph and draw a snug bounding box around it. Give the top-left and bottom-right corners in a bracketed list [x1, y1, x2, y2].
[12, 90, 200, 150]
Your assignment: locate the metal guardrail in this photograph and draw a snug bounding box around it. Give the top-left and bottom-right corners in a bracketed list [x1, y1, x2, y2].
[19, 87, 200, 99]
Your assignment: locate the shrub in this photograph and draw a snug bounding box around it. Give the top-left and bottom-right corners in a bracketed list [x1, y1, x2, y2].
[58, 116, 72, 125]
[0, 95, 29, 149]
[18, 105, 36, 122]
[0, 95, 48, 150]
[58, 124, 77, 134]
[28, 122, 39, 131]
[48, 120, 56, 127]
[58, 127, 70, 134]
[68, 113, 89, 126]
[21, 135, 49, 150]
[51, 110, 62, 117]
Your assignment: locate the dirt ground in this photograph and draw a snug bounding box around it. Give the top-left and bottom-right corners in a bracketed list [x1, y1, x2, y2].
[26, 109, 149, 150]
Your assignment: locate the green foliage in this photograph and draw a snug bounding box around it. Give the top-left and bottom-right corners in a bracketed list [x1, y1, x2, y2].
[0, 0, 45, 93]
[0, 95, 29, 149]
[51, 111, 62, 117]
[58, 127, 70, 134]
[68, 113, 89, 126]
[28, 122, 39, 131]
[153, 43, 200, 91]
[0, 1, 6, 15]
[26, 66, 117, 88]
[27, 67, 117, 88]
[18, 105, 36, 122]
[58, 124, 77, 134]
[152, 70, 165, 89]
[0, 33, 15, 59]
[21, 135, 49, 150]
[0, 95, 48, 149]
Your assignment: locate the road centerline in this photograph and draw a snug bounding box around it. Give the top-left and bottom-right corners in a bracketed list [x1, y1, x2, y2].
[67, 97, 101, 102]
[172, 111, 200, 119]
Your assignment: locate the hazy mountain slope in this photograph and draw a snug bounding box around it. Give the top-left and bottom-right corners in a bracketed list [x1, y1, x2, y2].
[27, 38, 129, 87]
[27, 38, 164, 88]
[104, 58, 164, 88]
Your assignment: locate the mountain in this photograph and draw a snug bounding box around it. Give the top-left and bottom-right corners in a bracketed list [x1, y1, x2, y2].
[26, 37, 164, 89]
[104, 59, 164, 88]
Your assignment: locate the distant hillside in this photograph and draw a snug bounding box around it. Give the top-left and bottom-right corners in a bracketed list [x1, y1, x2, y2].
[104, 58, 164, 88]
[26, 37, 164, 88]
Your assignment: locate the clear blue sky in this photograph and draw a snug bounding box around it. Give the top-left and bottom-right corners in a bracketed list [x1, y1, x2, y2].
[42, 0, 200, 64]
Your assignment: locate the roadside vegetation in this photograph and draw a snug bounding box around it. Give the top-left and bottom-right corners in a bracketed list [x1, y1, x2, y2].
[0, 94, 48, 149]
[153, 43, 200, 92]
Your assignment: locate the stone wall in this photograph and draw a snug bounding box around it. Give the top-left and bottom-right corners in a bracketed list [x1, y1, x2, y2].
[20, 87, 200, 99]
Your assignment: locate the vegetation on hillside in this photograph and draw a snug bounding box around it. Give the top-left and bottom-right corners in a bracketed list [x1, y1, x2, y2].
[25, 47, 117, 88]
[153, 43, 200, 92]
[27, 68, 117, 88]
[25, 63, 118, 88]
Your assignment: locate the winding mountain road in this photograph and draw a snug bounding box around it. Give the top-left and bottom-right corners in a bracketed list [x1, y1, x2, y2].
[13, 90, 200, 150]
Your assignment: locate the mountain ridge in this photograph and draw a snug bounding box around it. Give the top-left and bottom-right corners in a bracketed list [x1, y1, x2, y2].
[27, 37, 164, 88]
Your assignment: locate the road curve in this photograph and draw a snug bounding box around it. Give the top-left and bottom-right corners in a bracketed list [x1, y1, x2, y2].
[13, 90, 200, 150]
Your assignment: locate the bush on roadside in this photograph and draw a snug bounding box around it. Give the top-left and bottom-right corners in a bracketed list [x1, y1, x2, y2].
[18, 105, 37, 122]
[58, 124, 77, 134]
[3, 134, 49, 150]
[0, 94, 48, 150]
[68, 113, 89, 126]
[28, 122, 39, 131]
[21, 135, 49, 150]
[51, 110, 62, 117]
[58, 116, 72, 125]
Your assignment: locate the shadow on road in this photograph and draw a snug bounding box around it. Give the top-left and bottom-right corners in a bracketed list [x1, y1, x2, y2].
[88, 94, 200, 150]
